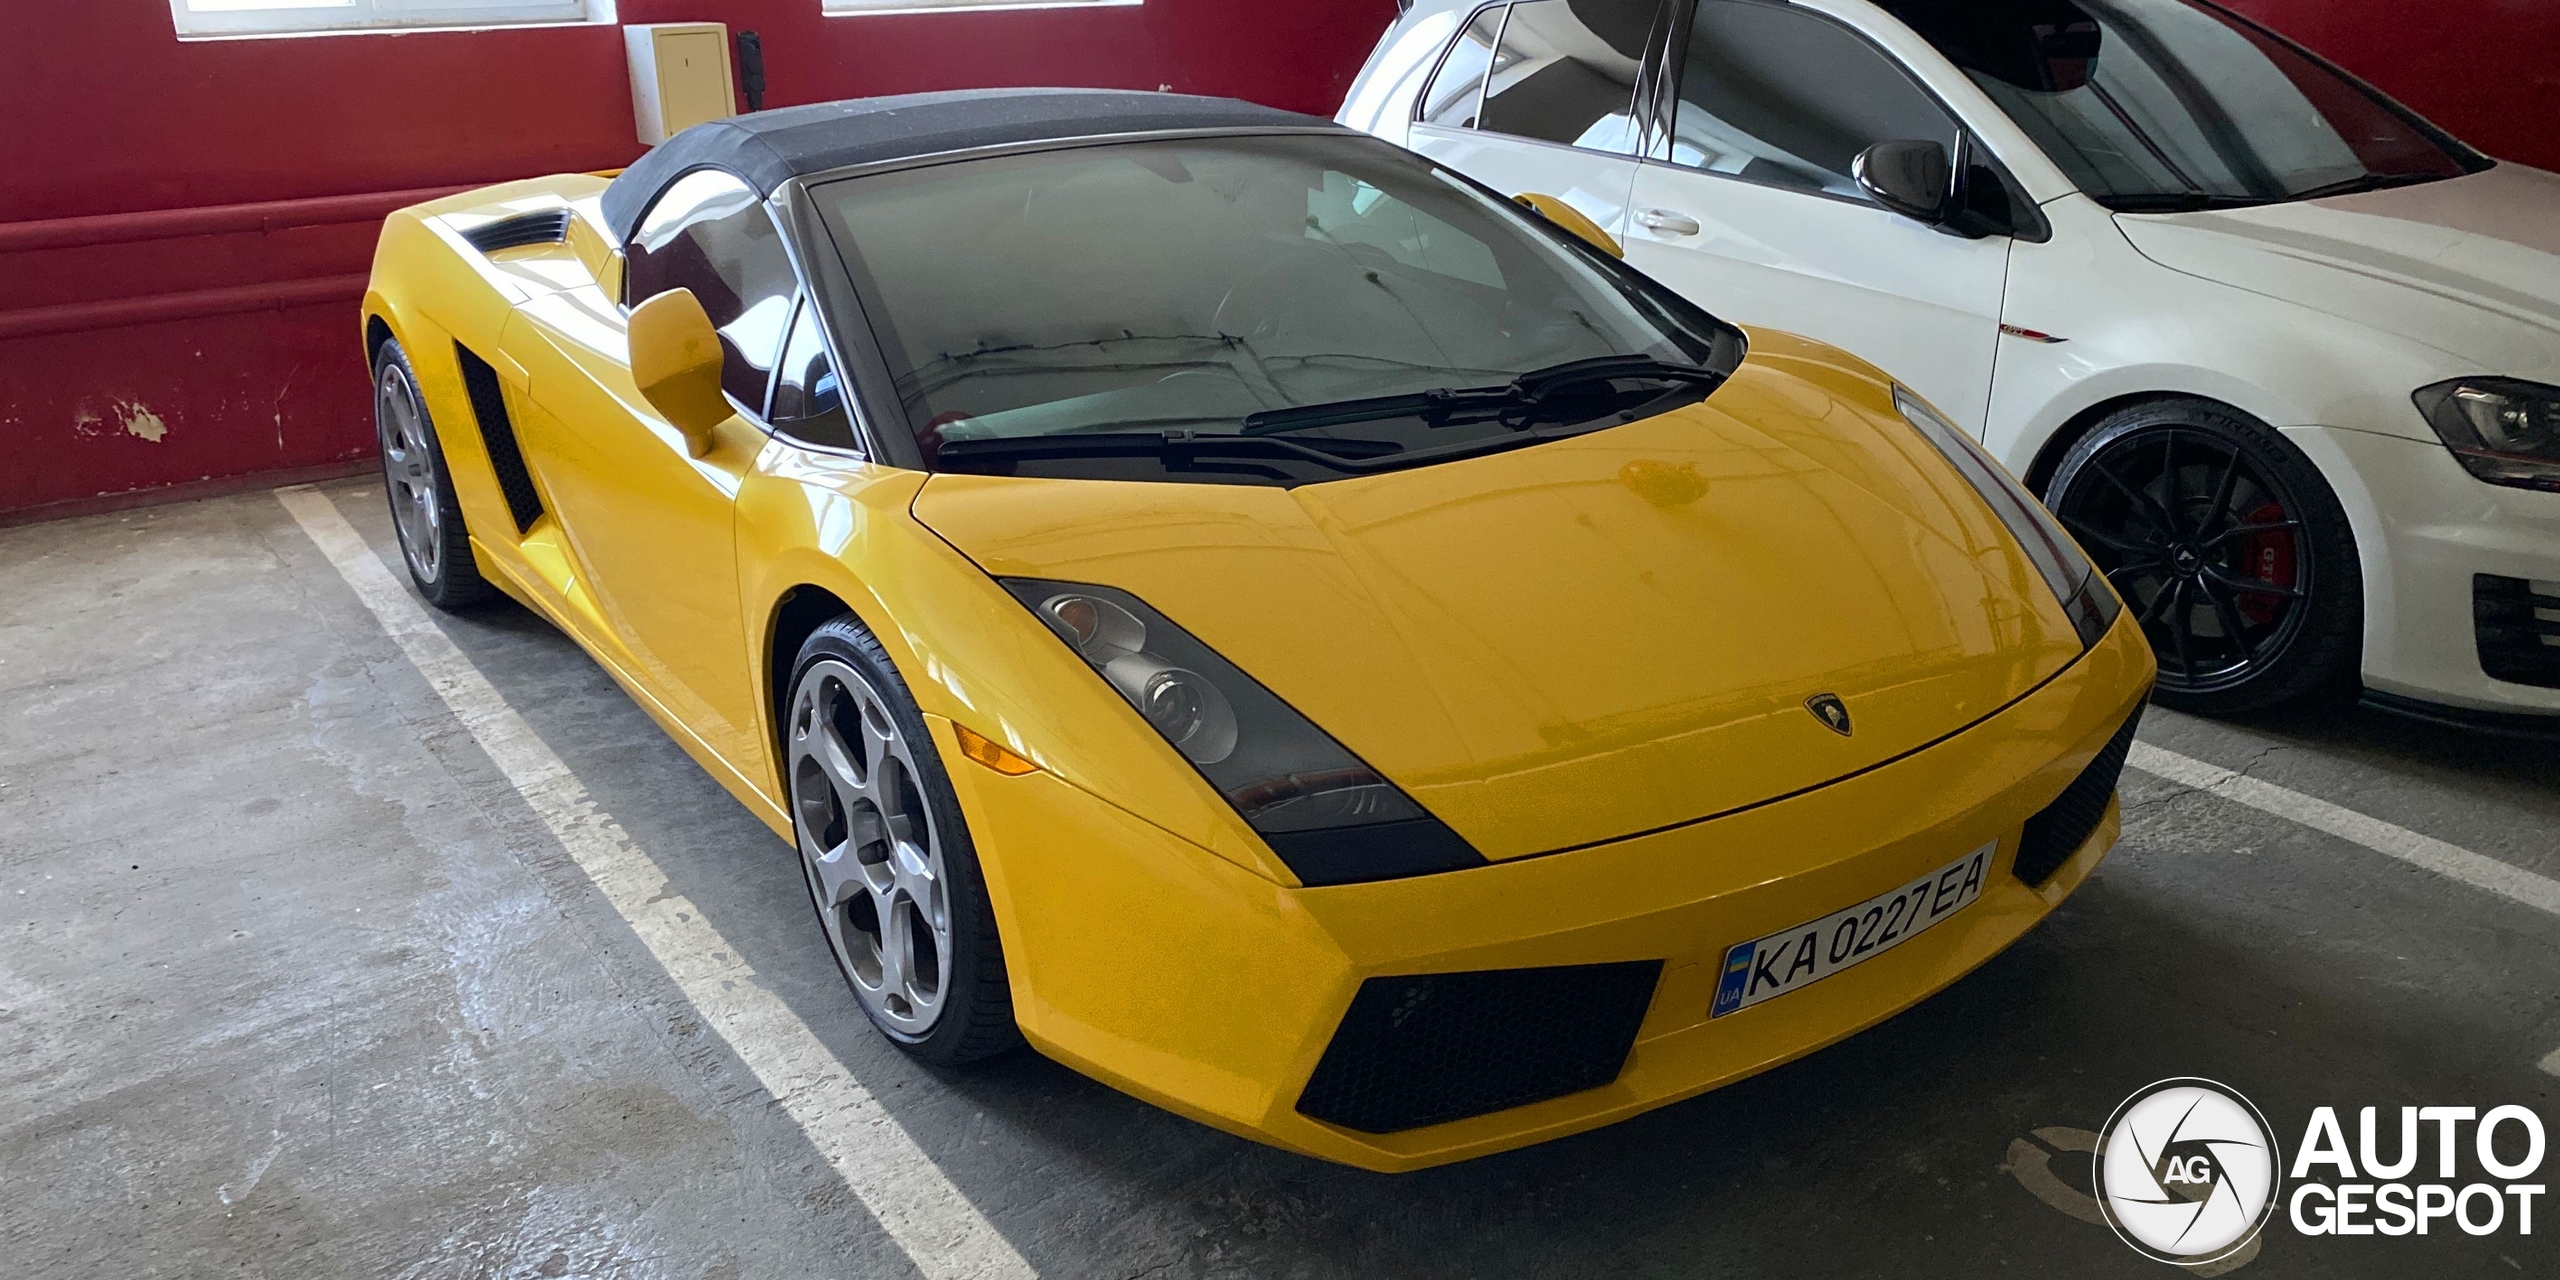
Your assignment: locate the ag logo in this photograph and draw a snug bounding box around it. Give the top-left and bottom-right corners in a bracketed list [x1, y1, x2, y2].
[2094, 1078, 2280, 1265]
[1805, 693, 1852, 736]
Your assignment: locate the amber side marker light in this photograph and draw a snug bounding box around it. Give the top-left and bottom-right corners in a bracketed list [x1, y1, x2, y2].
[953, 723, 1041, 776]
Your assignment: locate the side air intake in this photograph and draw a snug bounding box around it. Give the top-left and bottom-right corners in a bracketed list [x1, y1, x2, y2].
[452, 344, 545, 534]
[2012, 709, 2142, 886]
[459, 210, 572, 254]
[2475, 574, 2560, 689]
[1296, 960, 1662, 1134]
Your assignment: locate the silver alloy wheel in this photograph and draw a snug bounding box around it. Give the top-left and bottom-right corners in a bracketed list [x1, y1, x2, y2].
[788, 657, 950, 1037]
[375, 362, 443, 585]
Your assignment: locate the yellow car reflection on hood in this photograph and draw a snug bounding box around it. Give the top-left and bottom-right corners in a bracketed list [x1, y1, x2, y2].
[359, 89, 2153, 1172]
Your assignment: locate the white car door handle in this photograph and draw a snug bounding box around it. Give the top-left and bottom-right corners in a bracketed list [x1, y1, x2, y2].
[1638, 208, 1702, 236]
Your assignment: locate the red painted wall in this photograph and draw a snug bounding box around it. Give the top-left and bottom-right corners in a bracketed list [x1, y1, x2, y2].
[1, 0, 2554, 517]
[0, 0, 1396, 518]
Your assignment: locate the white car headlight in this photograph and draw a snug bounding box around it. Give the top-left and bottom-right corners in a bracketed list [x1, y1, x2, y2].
[2414, 377, 2560, 493]
[1893, 385, 2122, 649]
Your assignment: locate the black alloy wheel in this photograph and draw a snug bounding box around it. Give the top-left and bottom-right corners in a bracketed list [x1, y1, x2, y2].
[2045, 399, 2361, 715]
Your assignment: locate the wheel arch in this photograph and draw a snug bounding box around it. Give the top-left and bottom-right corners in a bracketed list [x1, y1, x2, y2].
[733, 511, 1297, 887]
[762, 581, 860, 792]
[2019, 390, 2259, 495]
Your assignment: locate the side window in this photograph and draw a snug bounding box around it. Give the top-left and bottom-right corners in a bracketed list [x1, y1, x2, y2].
[1478, 0, 1654, 154]
[624, 169, 799, 414]
[767, 296, 860, 452]
[1419, 6, 1505, 129]
[1666, 0, 1961, 201]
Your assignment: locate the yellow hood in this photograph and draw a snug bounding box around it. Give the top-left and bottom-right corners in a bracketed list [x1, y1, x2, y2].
[912, 339, 2085, 860]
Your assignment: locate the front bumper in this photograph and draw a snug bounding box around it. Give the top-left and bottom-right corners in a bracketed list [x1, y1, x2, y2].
[2288, 425, 2560, 715]
[935, 614, 2154, 1172]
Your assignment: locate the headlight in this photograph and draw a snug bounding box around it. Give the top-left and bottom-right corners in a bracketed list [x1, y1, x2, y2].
[1893, 385, 2121, 648]
[1001, 579, 1488, 886]
[2414, 377, 2560, 492]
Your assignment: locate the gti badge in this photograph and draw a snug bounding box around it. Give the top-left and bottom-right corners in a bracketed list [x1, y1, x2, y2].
[1806, 693, 1852, 736]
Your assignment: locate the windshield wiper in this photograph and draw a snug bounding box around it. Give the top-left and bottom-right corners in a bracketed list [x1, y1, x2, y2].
[935, 415, 1631, 479]
[2283, 171, 2449, 203]
[2103, 191, 2274, 213]
[934, 429, 1406, 475]
[1238, 354, 1726, 437]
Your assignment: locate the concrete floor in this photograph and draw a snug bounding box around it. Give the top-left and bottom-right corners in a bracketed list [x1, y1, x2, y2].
[4, 478, 2556, 1279]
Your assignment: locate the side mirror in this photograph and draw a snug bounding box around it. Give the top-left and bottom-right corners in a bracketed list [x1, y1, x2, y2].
[1513, 192, 1624, 259]
[1853, 140, 1955, 225]
[628, 288, 731, 457]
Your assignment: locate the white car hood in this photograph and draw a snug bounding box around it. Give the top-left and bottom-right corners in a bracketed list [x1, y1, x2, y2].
[2113, 164, 2560, 384]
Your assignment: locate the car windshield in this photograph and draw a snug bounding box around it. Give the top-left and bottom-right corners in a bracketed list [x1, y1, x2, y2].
[808, 134, 1739, 483]
[1878, 0, 2485, 211]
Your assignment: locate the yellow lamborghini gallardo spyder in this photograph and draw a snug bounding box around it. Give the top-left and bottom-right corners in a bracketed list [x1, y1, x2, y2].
[361, 89, 2153, 1172]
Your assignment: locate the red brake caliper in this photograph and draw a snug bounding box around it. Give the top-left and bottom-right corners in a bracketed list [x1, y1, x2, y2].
[2235, 500, 2294, 626]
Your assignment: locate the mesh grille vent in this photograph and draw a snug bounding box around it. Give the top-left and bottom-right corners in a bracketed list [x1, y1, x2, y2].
[453, 344, 544, 534]
[2013, 709, 2141, 886]
[2476, 575, 2560, 690]
[1295, 960, 1661, 1135]
[460, 210, 571, 254]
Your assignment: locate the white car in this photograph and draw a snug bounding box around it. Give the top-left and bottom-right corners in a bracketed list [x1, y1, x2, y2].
[1341, 0, 2560, 725]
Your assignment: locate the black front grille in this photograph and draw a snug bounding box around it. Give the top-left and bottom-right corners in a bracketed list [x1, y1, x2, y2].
[453, 344, 544, 534]
[2013, 709, 2142, 886]
[460, 209, 571, 254]
[1295, 960, 1661, 1135]
[2476, 574, 2560, 689]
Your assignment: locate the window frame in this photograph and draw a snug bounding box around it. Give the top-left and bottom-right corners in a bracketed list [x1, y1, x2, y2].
[1412, 2, 1509, 134]
[1649, 0, 1990, 215]
[622, 166, 874, 453]
[167, 0, 594, 40]
[762, 290, 867, 455]
[1411, 0, 1680, 163]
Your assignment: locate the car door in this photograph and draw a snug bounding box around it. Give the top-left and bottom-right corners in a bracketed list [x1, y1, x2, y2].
[1622, 0, 2010, 433]
[1403, 0, 1666, 241]
[501, 169, 788, 772]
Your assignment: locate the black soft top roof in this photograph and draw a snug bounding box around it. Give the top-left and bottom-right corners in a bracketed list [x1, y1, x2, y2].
[600, 88, 1341, 242]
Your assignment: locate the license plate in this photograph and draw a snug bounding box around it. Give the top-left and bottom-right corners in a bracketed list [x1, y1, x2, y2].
[1710, 841, 1995, 1018]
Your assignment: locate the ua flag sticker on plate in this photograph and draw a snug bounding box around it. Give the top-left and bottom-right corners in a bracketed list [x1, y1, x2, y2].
[1712, 841, 1995, 1018]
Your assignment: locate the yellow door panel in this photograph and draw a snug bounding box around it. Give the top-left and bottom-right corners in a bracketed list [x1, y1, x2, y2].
[501, 287, 767, 777]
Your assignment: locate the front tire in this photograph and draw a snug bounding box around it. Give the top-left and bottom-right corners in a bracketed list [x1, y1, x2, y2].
[785, 615, 1019, 1065]
[2045, 398, 2361, 715]
[373, 339, 494, 611]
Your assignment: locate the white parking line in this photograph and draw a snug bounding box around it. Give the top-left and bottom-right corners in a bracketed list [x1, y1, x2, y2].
[2131, 742, 2560, 1094]
[2127, 742, 2560, 918]
[279, 487, 1036, 1280]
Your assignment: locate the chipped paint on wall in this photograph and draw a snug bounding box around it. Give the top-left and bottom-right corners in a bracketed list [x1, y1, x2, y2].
[116, 402, 167, 444]
[68, 402, 167, 443]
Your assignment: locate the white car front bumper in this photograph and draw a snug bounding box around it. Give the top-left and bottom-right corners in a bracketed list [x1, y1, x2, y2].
[2288, 424, 2560, 717]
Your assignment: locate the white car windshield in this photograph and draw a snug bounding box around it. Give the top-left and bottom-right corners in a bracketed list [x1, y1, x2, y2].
[1881, 0, 2486, 211]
